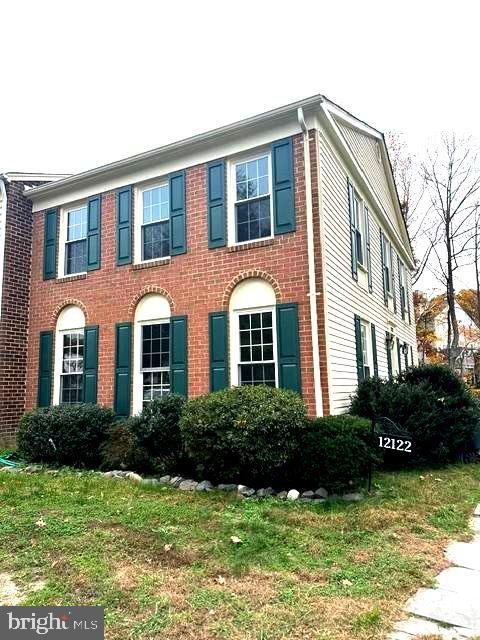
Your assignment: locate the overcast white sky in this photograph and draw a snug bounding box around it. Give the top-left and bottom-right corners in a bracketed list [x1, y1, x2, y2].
[1, 0, 478, 291]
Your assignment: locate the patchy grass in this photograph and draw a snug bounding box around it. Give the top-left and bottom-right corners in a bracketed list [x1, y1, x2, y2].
[0, 464, 479, 639]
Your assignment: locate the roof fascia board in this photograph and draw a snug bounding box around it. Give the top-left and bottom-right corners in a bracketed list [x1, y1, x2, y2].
[323, 101, 383, 141]
[320, 103, 415, 268]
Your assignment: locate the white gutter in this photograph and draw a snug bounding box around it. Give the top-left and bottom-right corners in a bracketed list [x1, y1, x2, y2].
[0, 175, 8, 320]
[297, 107, 323, 417]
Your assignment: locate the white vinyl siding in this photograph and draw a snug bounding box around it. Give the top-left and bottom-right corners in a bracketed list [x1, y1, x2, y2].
[319, 128, 417, 413]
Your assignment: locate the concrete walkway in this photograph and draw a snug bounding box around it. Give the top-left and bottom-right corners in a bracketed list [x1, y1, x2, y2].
[388, 505, 480, 639]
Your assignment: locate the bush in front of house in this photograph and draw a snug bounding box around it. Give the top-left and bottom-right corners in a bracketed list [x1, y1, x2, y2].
[17, 404, 115, 468]
[127, 395, 186, 474]
[287, 414, 374, 492]
[350, 364, 480, 465]
[180, 385, 308, 485]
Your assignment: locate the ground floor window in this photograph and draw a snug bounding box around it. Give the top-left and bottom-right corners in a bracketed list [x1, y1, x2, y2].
[141, 322, 170, 406]
[238, 309, 276, 386]
[60, 330, 84, 403]
[359, 320, 371, 379]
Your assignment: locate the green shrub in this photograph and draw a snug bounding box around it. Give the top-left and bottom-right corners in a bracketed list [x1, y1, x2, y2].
[128, 395, 185, 474]
[351, 364, 480, 465]
[17, 404, 115, 468]
[99, 420, 147, 471]
[288, 415, 374, 492]
[180, 385, 308, 484]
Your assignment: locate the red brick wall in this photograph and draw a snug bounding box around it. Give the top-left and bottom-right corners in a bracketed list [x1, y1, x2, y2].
[0, 182, 34, 440]
[25, 134, 329, 418]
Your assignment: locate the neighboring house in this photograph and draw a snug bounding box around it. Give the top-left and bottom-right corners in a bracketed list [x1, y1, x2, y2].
[0, 173, 69, 440]
[433, 302, 480, 376]
[3, 94, 416, 438]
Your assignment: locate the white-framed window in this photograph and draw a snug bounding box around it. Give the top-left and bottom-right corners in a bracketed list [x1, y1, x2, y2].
[236, 308, 277, 386]
[360, 320, 371, 379]
[53, 305, 86, 405]
[382, 234, 394, 296]
[140, 320, 170, 406]
[59, 330, 84, 403]
[229, 151, 273, 245]
[135, 183, 170, 263]
[399, 261, 406, 317]
[133, 293, 171, 414]
[229, 278, 278, 387]
[352, 190, 367, 269]
[58, 204, 88, 277]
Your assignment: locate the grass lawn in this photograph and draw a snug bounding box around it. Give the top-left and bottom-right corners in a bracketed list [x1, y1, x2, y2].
[1, 465, 480, 640]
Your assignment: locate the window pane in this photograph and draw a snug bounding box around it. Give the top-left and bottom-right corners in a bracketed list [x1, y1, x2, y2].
[261, 312, 272, 328]
[258, 176, 268, 196]
[236, 182, 247, 201]
[141, 323, 170, 373]
[239, 315, 250, 330]
[236, 163, 247, 183]
[263, 344, 273, 361]
[143, 185, 169, 225]
[247, 179, 258, 199]
[250, 314, 261, 329]
[238, 311, 276, 388]
[257, 156, 268, 177]
[66, 239, 87, 275]
[67, 207, 87, 242]
[142, 220, 170, 260]
[235, 196, 271, 243]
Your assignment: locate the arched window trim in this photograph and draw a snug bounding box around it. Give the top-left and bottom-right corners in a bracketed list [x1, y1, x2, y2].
[53, 305, 86, 405]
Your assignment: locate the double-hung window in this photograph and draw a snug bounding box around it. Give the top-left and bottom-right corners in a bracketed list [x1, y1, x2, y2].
[382, 234, 393, 296]
[360, 320, 370, 379]
[234, 155, 272, 243]
[65, 206, 87, 275]
[399, 261, 406, 318]
[237, 309, 276, 386]
[60, 330, 84, 403]
[141, 185, 170, 261]
[141, 322, 170, 405]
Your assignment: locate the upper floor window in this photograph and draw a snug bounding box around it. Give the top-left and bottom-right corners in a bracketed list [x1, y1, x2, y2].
[352, 192, 366, 268]
[234, 154, 272, 243]
[65, 206, 87, 275]
[399, 260, 406, 318]
[141, 184, 170, 261]
[382, 234, 393, 295]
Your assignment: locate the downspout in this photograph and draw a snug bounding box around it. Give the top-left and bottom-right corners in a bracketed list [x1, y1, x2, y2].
[0, 175, 8, 321]
[297, 108, 323, 416]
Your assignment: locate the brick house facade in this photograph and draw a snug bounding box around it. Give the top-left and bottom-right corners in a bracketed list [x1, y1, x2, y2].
[4, 95, 417, 439]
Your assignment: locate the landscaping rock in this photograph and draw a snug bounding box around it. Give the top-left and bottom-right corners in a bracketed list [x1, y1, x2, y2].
[287, 489, 299, 501]
[195, 480, 213, 492]
[217, 484, 237, 492]
[178, 480, 198, 491]
[159, 475, 171, 484]
[0, 467, 19, 473]
[315, 487, 328, 498]
[256, 487, 275, 497]
[141, 478, 159, 486]
[277, 491, 288, 500]
[301, 490, 315, 498]
[24, 465, 42, 473]
[298, 497, 312, 503]
[474, 503, 480, 517]
[170, 476, 184, 487]
[125, 472, 142, 482]
[237, 485, 255, 497]
[342, 492, 363, 502]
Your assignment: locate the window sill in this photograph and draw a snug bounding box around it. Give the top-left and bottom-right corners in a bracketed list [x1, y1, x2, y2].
[55, 273, 87, 283]
[228, 238, 275, 253]
[131, 258, 171, 271]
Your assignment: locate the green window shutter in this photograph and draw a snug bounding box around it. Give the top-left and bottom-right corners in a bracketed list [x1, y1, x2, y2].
[396, 337, 402, 373]
[37, 330, 53, 406]
[43, 208, 58, 280]
[83, 325, 99, 403]
[380, 230, 388, 305]
[398, 256, 405, 320]
[207, 160, 226, 248]
[391, 249, 397, 314]
[170, 171, 186, 256]
[371, 323, 378, 377]
[116, 186, 132, 266]
[87, 195, 101, 271]
[386, 332, 393, 379]
[410, 345, 414, 366]
[365, 207, 372, 293]
[276, 303, 301, 393]
[354, 314, 364, 383]
[347, 178, 358, 281]
[209, 311, 228, 391]
[114, 322, 132, 417]
[406, 279, 411, 324]
[272, 137, 295, 235]
[404, 343, 409, 369]
[170, 315, 188, 397]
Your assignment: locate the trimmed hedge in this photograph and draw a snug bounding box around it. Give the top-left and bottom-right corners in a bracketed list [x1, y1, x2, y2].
[17, 404, 115, 468]
[351, 365, 480, 465]
[288, 415, 374, 492]
[180, 385, 308, 484]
